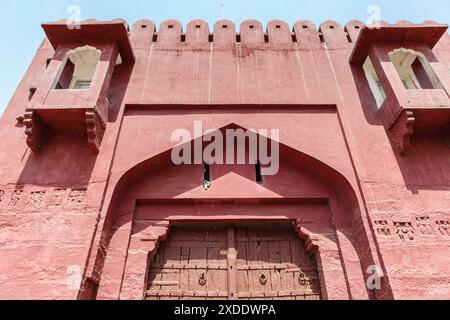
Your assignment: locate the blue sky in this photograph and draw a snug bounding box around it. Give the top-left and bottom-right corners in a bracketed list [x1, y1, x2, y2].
[1, 0, 449, 115]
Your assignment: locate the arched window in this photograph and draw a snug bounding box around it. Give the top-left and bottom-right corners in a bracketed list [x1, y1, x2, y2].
[54, 45, 102, 90]
[363, 57, 386, 108]
[388, 48, 443, 90]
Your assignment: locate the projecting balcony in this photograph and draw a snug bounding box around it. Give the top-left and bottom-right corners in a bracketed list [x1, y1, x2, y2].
[24, 19, 135, 153]
[25, 94, 109, 154]
[350, 22, 450, 154]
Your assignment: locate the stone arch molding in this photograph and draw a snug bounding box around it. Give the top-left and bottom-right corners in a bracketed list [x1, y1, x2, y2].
[52, 45, 103, 90]
[388, 47, 443, 90]
[114, 121, 348, 183]
[66, 45, 102, 65]
[82, 123, 384, 300]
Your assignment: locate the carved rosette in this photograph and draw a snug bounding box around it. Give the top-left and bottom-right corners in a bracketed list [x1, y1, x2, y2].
[23, 110, 47, 152]
[85, 110, 105, 154]
[390, 110, 416, 155]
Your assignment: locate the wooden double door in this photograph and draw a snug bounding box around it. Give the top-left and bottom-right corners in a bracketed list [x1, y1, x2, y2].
[146, 222, 322, 300]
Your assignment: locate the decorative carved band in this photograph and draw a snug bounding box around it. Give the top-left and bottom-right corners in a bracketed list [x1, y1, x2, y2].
[85, 110, 106, 154]
[23, 110, 47, 153]
[390, 110, 415, 155]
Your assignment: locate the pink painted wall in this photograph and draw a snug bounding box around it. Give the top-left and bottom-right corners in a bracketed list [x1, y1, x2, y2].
[0, 18, 449, 300]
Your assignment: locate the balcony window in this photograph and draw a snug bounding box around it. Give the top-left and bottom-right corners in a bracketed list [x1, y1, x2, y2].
[389, 48, 444, 90]
[54, 45, 102, 90]
[363, 56, 386, 108]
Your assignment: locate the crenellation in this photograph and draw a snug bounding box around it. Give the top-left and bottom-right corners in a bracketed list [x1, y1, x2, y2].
[123, 19, 449, 48]
[130, 19, 155, 50]
[378, 20, 391, 27]
[293, 20, 323, 49]
[345, 20, 365, 43]
[266, 20, 292, 45]
[396, 20, 414, 26]
[213, 20, 237, 48]
[240, 20, 265, 45]
[421, 19, 441, 26]
[319, 20, 352, 49]
[157, 19, 183, 46]
[186, 19, 209, 44]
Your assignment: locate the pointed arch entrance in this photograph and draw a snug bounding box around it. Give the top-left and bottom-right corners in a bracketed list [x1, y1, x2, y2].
[83, 124, 385, 300]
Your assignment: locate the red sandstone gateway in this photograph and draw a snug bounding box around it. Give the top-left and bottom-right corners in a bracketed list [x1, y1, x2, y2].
[0, 17, 449, 300]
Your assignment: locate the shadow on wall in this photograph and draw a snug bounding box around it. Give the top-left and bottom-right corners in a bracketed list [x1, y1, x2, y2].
[15, 134, 98, 189]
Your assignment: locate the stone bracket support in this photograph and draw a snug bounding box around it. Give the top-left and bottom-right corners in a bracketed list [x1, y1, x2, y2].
[23, 108, 105, 154]
[24, 110, 48, 153]
[389, 110, 416, 155]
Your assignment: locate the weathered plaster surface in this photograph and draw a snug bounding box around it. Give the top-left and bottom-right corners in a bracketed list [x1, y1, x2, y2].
[0, 18, 449, 300]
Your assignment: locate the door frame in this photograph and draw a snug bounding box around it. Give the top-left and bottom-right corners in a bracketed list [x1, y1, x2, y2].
[119, 215, 347, 300]
[144, 222, 323, 300]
